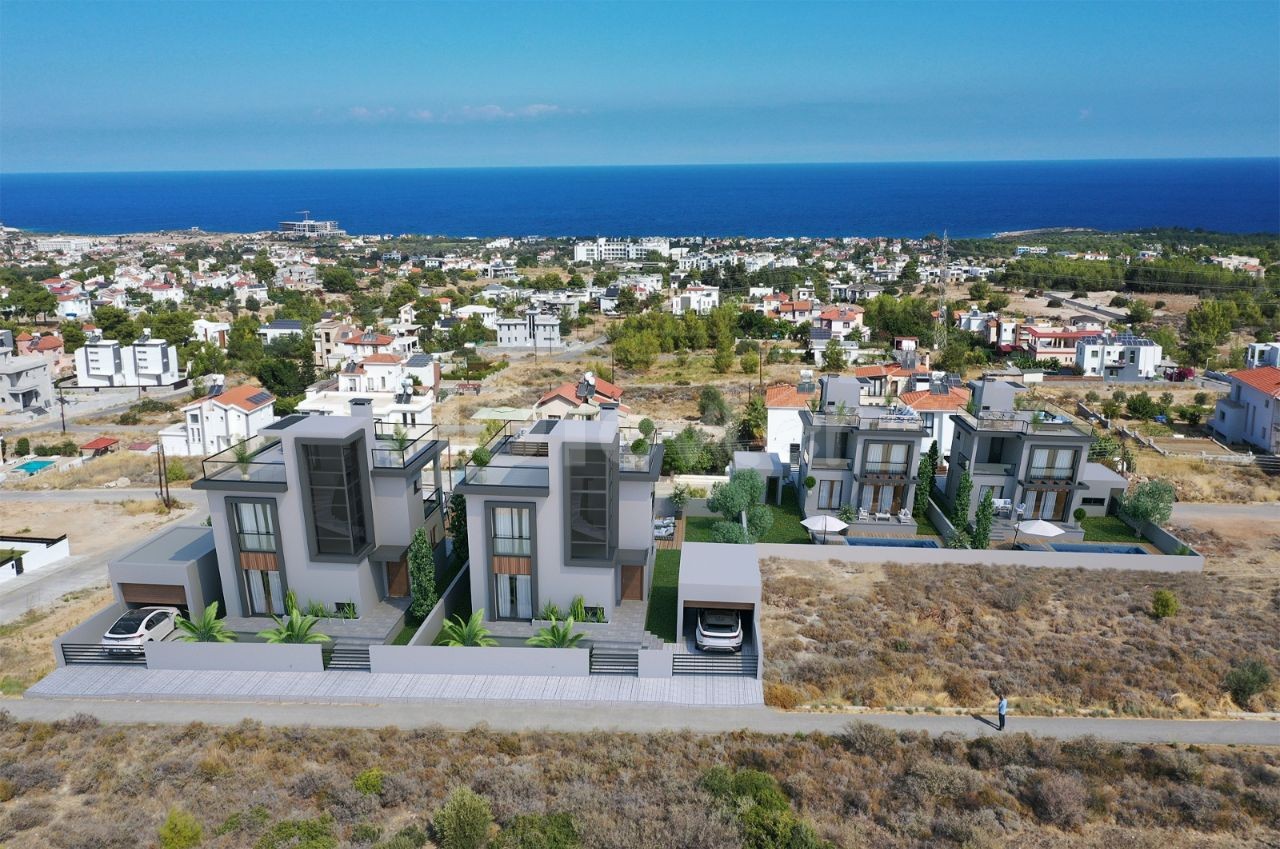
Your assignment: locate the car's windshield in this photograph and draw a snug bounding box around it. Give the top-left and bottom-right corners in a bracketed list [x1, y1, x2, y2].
[701, 611, 738, 631]
[108, 610, 150, 635]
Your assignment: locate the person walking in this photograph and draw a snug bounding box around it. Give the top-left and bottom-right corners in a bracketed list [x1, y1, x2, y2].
[997, 694, 1008, 731]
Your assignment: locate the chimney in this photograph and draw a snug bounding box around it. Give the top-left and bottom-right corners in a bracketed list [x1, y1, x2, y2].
[599, 401, 620, 426]
[348, 398, 373, 419]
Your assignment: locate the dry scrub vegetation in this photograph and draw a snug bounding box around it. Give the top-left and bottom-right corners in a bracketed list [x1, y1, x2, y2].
[1131, 453, 1280, 503]
[761, 559, 1280, 716]
[1, 714, 1277, 849]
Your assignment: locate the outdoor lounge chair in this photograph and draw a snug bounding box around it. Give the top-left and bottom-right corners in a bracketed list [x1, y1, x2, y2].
[857, 508, 870, 522]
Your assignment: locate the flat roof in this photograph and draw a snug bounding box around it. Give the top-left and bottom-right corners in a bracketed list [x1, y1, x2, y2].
[115, 525, 215, 567]
[1082, 461, 1128, 486]
[679, 542, 762, 596]
[733, 451, 784, 474]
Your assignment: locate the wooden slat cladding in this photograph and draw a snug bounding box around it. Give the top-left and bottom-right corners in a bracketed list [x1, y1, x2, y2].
[239, 551, 279, 572]
[491, 555, 532, 576]
[120, 583, 187, 606]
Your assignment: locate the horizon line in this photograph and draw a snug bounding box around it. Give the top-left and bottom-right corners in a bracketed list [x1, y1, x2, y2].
[2, 155, 1277, 178]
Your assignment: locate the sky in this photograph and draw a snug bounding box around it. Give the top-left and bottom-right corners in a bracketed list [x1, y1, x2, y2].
[1, 0, 1278, 173]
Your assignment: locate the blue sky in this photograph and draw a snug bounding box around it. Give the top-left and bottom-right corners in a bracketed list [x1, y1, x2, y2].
[2, 0, 1277, 172]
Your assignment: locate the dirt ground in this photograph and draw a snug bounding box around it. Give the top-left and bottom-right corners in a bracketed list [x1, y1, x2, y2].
[1168, 513, 1280, 591]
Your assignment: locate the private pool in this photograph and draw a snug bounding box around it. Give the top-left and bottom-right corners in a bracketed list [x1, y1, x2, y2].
[844, 537, 941, 549]
[14, 459, 55, 475]
[1049, 542, 1148, 555]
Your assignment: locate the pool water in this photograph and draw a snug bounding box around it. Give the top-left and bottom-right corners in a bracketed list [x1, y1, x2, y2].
[14, 459, 55, 474]
[1049, 542, 1148, 555]
[844, 537, 941, 549]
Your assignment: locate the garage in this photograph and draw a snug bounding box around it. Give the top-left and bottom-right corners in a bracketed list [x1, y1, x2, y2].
[675, 542, 762, 676]
[119, 582, 188, 607]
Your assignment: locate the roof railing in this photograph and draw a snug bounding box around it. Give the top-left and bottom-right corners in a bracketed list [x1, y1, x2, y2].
[200, 433, 287, 483]
[371, 421, 439, 469]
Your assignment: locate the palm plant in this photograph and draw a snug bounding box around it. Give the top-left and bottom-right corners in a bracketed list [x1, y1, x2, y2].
[526, 616, 584, 649]
[391, 424, 411, 454]
[257, 609, 330, 644]
[435, 609, 497, 647]
[174, 601, 236, 643]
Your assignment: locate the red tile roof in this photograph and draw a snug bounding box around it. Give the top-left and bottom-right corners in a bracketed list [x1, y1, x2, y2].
[1229, 366, 1280, 397]
[899, 386, 971, 411]
[537, 376, 624, 408]
[361, 353, 402, 365]
[33, 335, 64, 352]
[764, 383, 817, 409]
[80, 437, 118, 451]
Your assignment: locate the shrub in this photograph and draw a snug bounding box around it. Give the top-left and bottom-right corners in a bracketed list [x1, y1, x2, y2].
[253, 815, 337, 849]
[492, 812, 580, 849]
[352, 823, 382, 844]
[839, 722, 898, 759]
[117, 410, 142, 425]
[1224, 659, 1273, 709]
[637, 418, 655, 438]
[1047, 298, 1063, 308]
[630, 437, 649, 456]
[433, 786, 493, 849]
[166, 458, 191, 481]
[763, 682, 806, 709]
[710, 521, 748, 544]
[14, 437, 30, 456]
[1151, 589, 1179, 619]
[1118, 480, 1174, 526]
[158, 807, 203, 849]
[353, 767, 384, 796]
[803, 475, 816, 489]
[471, 446, 492, 467]
[1024, 772, 1086, 829]
[1073, 507, 1087, 524]
[407, 527, 438, 620]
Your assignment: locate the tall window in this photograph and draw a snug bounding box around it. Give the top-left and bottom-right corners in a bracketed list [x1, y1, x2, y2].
[491, 506, 533, 619]
[234, 501, 277, 552]
[566, 445, 613, 561]
[817, 479, 842, 510]
[232, 500, 283, 616]
[302, 441, 370, 556]
[492, 506, 531, 556]
[860, 483, 906, 513]
[1028, 448, 1076, 480]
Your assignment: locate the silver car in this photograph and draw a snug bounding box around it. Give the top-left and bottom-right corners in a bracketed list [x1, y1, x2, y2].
[101, 606, 179, 654]
[695, 609, 743, 653]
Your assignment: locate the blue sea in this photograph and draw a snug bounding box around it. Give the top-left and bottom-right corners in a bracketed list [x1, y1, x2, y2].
[1, 159, 1277, 237]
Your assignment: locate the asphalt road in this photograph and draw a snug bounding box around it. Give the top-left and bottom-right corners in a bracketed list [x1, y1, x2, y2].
[4, 697, 1277, 744]
[1170, 502, 1279, 523]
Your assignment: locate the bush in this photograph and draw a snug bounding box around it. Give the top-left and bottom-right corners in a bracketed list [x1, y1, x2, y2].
[630, 438, 649, 456]
[254, 815, 337, 849]
[1047, 298, 1063, 308]
[763, 682, 807, 709]
[166, 458, 191, 482]
[637, 418, 654, 438]
[353, 767, 384, 796]
[471, 446, 492, 467]
[117, 411, 142, 425]
[492, 812, 580, 849]
[839, 722, 898, 758]
[1025, 772, 1086, 829]
[159, 807, 203, 849]
[1224, 659, 1273, 709]
[14, 437, 30, 456]
[433, 787, 493, 849]
[710, 521, 749, 544]
[1151, 589, 1179, 619]
[1073, 507, 1087, 523]
[740, 351, 760, 375]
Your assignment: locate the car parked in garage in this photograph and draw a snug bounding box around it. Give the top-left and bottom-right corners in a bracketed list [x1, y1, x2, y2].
[695, 608, 743, 653]
[100, 606, 180, 654]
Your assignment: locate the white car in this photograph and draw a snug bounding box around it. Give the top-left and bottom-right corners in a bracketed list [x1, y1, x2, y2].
[101, 606, 180, 654]
[695, 609, 743, 653]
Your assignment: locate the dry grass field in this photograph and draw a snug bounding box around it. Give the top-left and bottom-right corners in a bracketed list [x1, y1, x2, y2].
[0, 715, 1276, 849]
[759, 558, 1280, 717]
[5, 451, 203, 491]
[0, 587, 112, 697]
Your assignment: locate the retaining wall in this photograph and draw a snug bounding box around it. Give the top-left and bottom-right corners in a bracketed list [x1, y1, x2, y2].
[370, 644, 590, 676]
[755, 541, 1203, 573]
[409, 563, 471, 646]
[145, 641, 324, 672]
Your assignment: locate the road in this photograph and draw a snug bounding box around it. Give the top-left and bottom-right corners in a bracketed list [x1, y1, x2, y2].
[3, 383, 193, 438]
[3, 697, 1277, 744]
[0, 490, 207, 624]
[1170, 502, 1279, 523]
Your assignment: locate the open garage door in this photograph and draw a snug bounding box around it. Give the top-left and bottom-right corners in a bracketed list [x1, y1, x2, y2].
[119, 582, 187, 607]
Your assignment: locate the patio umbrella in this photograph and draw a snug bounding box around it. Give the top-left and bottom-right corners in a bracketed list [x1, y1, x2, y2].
[802, 514, 848, 544]
[1013, 518, 1065, 546]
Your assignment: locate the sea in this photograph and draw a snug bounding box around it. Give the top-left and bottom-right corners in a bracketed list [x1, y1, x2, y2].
[1, 159, 1277, 238]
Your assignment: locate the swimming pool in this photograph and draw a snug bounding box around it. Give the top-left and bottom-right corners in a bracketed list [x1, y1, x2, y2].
[1049, 542, 1148, 555]
[844, 537, 941, 549]
[14, 459, 55, 474]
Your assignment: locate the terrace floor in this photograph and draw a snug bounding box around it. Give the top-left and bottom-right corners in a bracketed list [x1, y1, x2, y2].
[27, 665, 764, 706]
[222, 597, 409, 645]
[486, 600, 666, 650]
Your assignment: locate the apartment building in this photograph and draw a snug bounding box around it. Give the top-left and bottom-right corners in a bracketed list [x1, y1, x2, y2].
[1245, 341, 1280, 370]
[496, 311, 563, 349]
[298, 354, 435, 425]
[192, 408, 448, 621]
[572, 237, 670, 263]
[797, 375, 928, 534]
[1075, 332, 1162, 380]
[940, 378, 1094, 525]
[455, 404, 661, 624]
[0, 330, 54, 415]
[669, 285, 720, 316]
[74, 329, 183, 388]
[1209, 367, 1280, 453]
[159, 381, 277, 457]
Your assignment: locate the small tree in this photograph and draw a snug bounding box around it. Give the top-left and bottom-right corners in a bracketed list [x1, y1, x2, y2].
[697, 386, 729, 425]
[913, 442, 939, 519]
[712, 344, 734, 374]
[1118, 480, 1174, 527]
[447, 491, 469, 563]
[407, 526, 438, 620]
[14, 436, 30, 456]
[971, 489, 994, 549]
[950, 471, 973, 527]
[637, 418, 655, 439]
[707, 469, 771, 541]
[1224, 659, 1273, 710]
[433, 786, 494, 849]
[1151, 589, 1179, 619]
[822, 338, 847, 372]
[1073, 507, 1087, 525]
[740, 350, 759, 375]
[158, 807, 202, 849]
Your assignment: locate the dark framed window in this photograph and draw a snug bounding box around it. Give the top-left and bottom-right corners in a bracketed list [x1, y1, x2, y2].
[302, 440, 370, 556]
[566, 444, 614, 561]
[232, 501, 277, 552]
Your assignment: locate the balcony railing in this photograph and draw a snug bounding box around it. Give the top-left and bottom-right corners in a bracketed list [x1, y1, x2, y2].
[462, 463, 550, 489]
[808, 456, 852, 470]
[956, 407, 1087, 436]
[861, 462, 910, 476]
[808, 409, 924, 432]
[619, 427, 663, 473]
[200, 433, 287, 484]
[372, 421, 439, 469]
[1025, 466, 1075, 481]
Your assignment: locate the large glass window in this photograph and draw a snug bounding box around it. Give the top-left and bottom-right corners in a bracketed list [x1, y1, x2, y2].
[816, 479, 842, 510]
[245, 569, 285, 616]
[860, 483, 906, 514]
[567, 445, 613, 561]
[864, 442, 909, 474]
[233, 501, 277, 552]
[1028, 488, 1070, 521]
[492, 506, 532, 556]
[302, 441, 370, 556]
[494, 574, 532, 619]
[1028, 448, 1077, 480]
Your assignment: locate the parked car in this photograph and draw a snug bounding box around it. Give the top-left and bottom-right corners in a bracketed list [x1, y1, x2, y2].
[101, 606, 179, 654]
[695, 608, 743, 653]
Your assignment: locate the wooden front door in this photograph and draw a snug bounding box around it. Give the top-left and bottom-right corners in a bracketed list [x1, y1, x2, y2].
[621, 564, 644, 601]
[386, 557, 410, 598]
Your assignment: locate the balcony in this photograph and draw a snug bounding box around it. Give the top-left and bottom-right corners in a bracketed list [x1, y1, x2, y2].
[462, 464, 550, 489]
[1024, 466, 1077, 483]
[806, 409, 924, 432]
[371, 421, 440, 469]
[198, 433, 287, 485]
[860, 462, 910, 476]
[618, 427, 663, 474]
[971, 461, 1015, 476]
[955, 407, 1088, 437]
[809, 455, 852, 471]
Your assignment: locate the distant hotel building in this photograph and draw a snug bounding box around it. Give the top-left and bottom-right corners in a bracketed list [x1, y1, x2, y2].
[278, 216, 344, 237]
[572, 237, 670, 263]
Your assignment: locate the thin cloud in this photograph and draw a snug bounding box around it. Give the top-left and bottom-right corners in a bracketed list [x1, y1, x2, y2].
[349, 106, 397, 121]
[406, 103, 571, 124]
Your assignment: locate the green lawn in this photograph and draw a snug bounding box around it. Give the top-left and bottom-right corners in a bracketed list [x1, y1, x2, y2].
[644, 550, 681, 643]
[684, 485, 810, 545]
[390, 623, 418, 645]
[1081, 515, 1142, 542]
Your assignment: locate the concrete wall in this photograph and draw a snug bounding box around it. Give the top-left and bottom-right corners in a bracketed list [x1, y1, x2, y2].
[371, 473, 422, 551]
[370, 644, 589, 675]
[618, 479, 655, 552]
[637, 644, 674, 678]
[0, 535, 71, 571]
[52, 603, 126, 666]
[145, 641, 324, 672]
[754, 541, 1203, 573]
[410, 563, 471, 646]
[1118, 514, 1199, 556]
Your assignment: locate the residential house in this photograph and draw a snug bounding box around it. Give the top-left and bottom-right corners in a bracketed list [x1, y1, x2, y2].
[159, 380, 278, 457]
[1021, 327, 1095, 366]
[74, 329, 183, 388]
[0, 330, 54, 415]
[1075, 332, 1162, 380]
[670, 285, 720, 316]
[193, 319, 231, 348]
[899, 381, 971, 461]
[1208, 367, 1280, 453]
[496, 311, 563, 349]
[815, 305, 869, 342]
[1244, 341, 1280, 370]
[312, 319, 357, 369]
[258, 319, 306, 346]
[192, 409, 449, 628]
[534, 372, 627, 421]
[796, 375, 929, 534]
[55, 292, 94, 320]
[764, 374, 819, 474]
[453, 304, 499, 330]
[455, 404, 661, 624]
[299, 353, 435, 426]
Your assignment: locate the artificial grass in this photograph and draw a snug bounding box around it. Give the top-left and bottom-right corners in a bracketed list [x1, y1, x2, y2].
[1081, 515, 1143, 543]
[645, 550, 681, 643]
[390, 623, 418, 645]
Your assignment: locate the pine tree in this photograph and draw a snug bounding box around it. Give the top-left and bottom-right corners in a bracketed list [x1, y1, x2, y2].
[972, 489, 994, 549]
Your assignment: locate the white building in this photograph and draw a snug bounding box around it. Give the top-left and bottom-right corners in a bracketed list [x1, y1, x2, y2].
[496, 311, 563, 349]
[898, 382, 971, 461]
[670, 285, 720, 316]
[193, 319, 231, 348]
[572, 237, 670, 263]
[159, 380, 277, 456]
[763, 374, 819, 474]
[297, 353, 436, 426]
[1209, 367, 1280, 453]
[0, 330, 54, 415]
[55, 292, 94, 320]
[1245, 341, 1280, 370]
[1075, 333, 1162, 380]
[257, 319, 306, 346]
[74, 329, 183, 388]
[35, 236, 95, 256]
[453, 304, 499, 330]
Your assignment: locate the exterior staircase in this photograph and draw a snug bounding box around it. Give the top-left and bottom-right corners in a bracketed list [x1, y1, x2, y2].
[589, 643, 640, 676]
[326, 643, 372, 671]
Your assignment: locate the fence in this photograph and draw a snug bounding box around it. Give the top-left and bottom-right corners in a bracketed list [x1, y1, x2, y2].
[370, 644, 590, 676]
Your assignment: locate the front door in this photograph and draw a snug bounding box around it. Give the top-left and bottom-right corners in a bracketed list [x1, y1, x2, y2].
[621, 563, 644, 601]
[386, 557, 409, 598]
